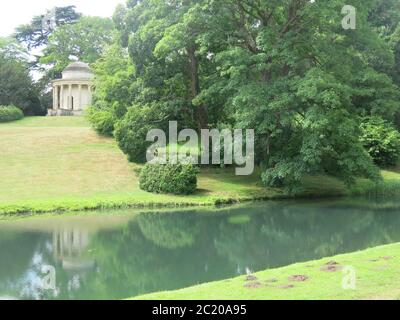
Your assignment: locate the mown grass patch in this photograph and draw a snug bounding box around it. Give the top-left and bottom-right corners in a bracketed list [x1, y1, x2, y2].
[131, 243, 400, 300]
[0, 117, 278, 215]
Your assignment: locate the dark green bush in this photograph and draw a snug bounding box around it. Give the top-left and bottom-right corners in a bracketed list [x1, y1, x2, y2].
[0, 105, 24, 123]
[86, 103, 115, 136]
[139, 162, 199, 195]
[360, 116, 400, 166]
[115, 105, 168, 163]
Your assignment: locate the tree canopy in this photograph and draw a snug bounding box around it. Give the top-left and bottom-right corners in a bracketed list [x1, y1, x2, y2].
[0, 38, 42, 115]
[87, 0, 400, 190]
[39, 16, 116, 80]
[14, 6, 81, 50]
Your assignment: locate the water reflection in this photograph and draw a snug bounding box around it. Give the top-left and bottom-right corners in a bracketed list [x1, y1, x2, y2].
[1, 199, 400, 300]
[53, 229, 95, 271]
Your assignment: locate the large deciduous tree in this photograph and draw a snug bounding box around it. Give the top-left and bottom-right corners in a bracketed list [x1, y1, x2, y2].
[0, 38, 42, 115]
[203, 0, 396, 189]
[15, 6, 81, 50]
[115, 0, 226, 131]
[90, 0, 400, 190]
[40, 16, 116, 80]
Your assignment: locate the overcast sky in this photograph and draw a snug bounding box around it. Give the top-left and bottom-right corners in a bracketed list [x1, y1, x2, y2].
[0, 0, 125, 37]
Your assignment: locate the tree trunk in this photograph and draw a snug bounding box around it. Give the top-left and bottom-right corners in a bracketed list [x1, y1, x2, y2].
[187, 44, 208, 130]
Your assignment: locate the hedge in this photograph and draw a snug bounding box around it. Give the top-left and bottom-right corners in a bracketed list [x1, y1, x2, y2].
[139, 162, 199, 195]
[0, 105, 24, 123]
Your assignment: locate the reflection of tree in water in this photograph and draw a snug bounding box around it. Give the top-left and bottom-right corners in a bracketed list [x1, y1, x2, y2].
[137, 212, 199, 249]
[0, 230, 59, 300]
[213, 203, 400, 271]
[88, 211, 236, 299]
[3, 200, 400, 299]
[0, 231, 40, 281]
[85, 204, 400, 299]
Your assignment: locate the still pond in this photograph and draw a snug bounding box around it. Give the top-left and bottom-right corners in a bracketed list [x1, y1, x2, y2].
[1, 198, 400, 300]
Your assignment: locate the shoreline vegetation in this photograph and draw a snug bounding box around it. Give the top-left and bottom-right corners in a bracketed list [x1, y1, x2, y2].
[131, 243, 400, 300]
[1, 117, 400, 217]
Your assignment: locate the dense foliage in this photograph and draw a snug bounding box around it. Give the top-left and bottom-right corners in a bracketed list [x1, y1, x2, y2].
[0, 38, 42, 115]
[86, 105, 116, 136]
[14, 6, 81, 50]
[40, 16, 115, 80]
[86, 45, 135, 136]
[0, 105, 24, 123]
[88, 0, 400, 190]
[8, 0, 400, 190]
[114, 106, 169, 163]
[360, 117, 400, 166]
[139, 162, 199, 195]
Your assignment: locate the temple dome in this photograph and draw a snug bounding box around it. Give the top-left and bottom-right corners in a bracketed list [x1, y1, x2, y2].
[62, 61, 94, 80]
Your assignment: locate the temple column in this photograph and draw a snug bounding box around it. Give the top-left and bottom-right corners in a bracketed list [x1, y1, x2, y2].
[60, 85, 64, 110]
[68, 84, 72, 110]
[55, 85, 59, 110]
[53, 85, 57, 110]
[57, 86, 60, 109]
[52, 85, 56, 110]
[78, 84, 82, 110]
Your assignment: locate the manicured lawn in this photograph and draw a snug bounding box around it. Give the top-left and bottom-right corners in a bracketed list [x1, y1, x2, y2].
[0, 117, 281, 215]
[132, 243, 400, 300]
[1, 116, 399, 216]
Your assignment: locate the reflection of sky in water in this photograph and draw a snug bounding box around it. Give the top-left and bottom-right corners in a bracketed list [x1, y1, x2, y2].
[19, 252, 60, 300]
[1, 199, 400, 300]
[0, 228, 94, 300]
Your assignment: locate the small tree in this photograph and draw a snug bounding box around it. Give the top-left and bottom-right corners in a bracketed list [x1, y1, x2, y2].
[360, 117, 400, 167]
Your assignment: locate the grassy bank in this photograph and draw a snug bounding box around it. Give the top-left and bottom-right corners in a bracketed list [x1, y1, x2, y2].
[132, 243, 400, 300]
[0, 117, 340, 216]
[1, 117, 400, 216]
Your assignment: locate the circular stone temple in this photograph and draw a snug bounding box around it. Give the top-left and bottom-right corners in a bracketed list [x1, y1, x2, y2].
[48, 61, 94, 116]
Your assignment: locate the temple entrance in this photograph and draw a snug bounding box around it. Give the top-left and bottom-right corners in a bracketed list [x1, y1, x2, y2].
[49, 61, 94, 116]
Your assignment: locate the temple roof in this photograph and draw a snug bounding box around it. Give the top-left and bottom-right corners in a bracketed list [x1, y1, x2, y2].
[61, 61, 94, 81]
[64, 61, 92, 73]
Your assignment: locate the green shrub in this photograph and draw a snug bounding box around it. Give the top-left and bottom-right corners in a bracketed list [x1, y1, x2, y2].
[139, 162, 199, 195]
[86, 104, 115, 136]
[115, 105, 168, 163]
[0, 105, 24, 123]
[360, 116, 400, 167]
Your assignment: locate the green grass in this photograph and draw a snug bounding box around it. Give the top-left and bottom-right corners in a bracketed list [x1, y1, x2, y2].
[132, 243, 400, 300]
[0, 117, 282, 215]
[3, 116, 89, 127]
[1, 116, 400, 216]
[350, 170, 400, 197]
